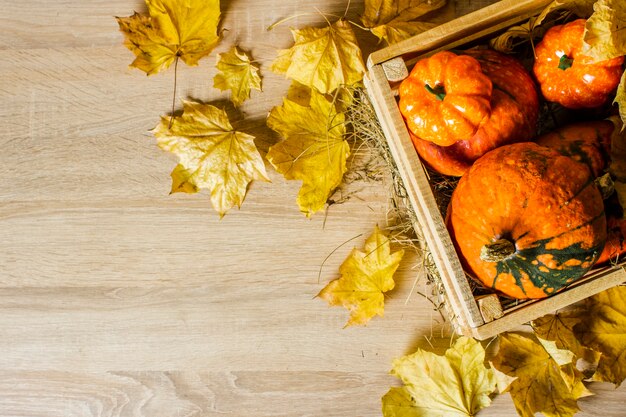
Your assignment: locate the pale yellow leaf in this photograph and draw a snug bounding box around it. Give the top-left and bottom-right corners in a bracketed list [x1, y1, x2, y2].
[490, 362, 518, 393]
[538, 337, 576, 367]
[493, 333, 591, 417]
[271, 19, 365, 94]
[583, 0, 626, 61]
[266, 88, 349, 216]
[384, 337, 495, 417]
[615, 70, 626, 129]
[318, 226, 404, 327]
[116, 0, 221, 75]
[574, 286, 626, 386]
[152, 100, 269, 216]
[213, 46, 261, 107]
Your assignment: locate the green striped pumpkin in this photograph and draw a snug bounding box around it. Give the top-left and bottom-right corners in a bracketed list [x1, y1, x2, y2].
[447, 142, 606, 299]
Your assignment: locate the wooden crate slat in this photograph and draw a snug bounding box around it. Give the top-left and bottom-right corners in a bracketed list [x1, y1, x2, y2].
[364, 67, 484, 329]
[367, 0, 553, 68]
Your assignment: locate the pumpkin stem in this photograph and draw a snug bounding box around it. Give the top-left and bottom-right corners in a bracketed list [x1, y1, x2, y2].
[480, 238, 516, 262]
[558, 54, 574, 70]
[425, 84, 446, 101]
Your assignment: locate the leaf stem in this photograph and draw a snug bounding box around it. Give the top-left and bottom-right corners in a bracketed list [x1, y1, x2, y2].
[169, 55, 179, 130]
[317, 233, 363, 284]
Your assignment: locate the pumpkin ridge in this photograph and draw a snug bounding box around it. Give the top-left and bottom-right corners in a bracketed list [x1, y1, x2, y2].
[560, 176, 596, 209]
[542, 211, 606, 250]
[491, 82, 517, 102]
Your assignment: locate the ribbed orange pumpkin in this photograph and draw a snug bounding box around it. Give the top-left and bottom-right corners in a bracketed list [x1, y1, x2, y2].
[447, 142, 606, 299]
[409, 49, 539, 176]
[398, 51, 493, 146]
[533, 19, 624, 109]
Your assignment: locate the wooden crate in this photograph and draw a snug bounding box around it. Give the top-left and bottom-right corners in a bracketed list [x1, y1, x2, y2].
[363, 0, 626, 340]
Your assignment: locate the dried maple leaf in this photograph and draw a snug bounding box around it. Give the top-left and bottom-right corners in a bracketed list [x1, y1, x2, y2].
[116, 0, 221, 75]
[574, 286, 626, 386]
[266, 88, 349, 216]
[532, 311, 602, 374]
[583, 0, 626, 61]
[382, 337, 495, 417]
[213, 46, 261, 107]
[271, 19, 365, 94]
[318, 226, 404, 327]
[152, 100, 269, 216]
[371, 21, 437, 45]
[533, 314, 580, 349]
[361, 0, 449, 44]
[492, 332, 592, 417]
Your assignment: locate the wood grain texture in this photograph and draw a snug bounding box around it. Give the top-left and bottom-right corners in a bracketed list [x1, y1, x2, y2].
[1, 0, 625, 416]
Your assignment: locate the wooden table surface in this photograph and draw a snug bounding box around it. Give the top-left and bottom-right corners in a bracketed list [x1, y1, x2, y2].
[2, 0, 625, 416]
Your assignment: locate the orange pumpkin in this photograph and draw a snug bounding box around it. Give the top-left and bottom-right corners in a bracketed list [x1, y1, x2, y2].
[447, 142, 606, 299]
[535, 120, 613, 177]
[409, 49, 539, 176]
[533, 19, 624, 109]
[398, 51, 492, 146]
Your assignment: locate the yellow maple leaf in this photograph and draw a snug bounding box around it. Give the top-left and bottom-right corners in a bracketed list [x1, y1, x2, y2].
[271, 19, 365, 94]
[574, 286, 626, 386]
[583, 0, 626, 61]
[361, 0, 448, 44]
[266, 88, 349, 216]
[213, 46, 261, 107]
[116, 0, 221, 75]
[382, 337, 496, 417]
[318, 226, 404, 327]
[492, 333, 592, 417]
[152, 100, 269, 216]
[532, 311, 602, 370]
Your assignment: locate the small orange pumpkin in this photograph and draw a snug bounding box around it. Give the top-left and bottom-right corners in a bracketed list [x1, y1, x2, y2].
[447, 142, 606, 299]
[410, 50, 539, 176]
[533, 19, 625, 109]
[398, 50, 492, 146]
